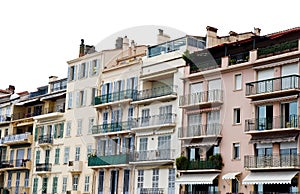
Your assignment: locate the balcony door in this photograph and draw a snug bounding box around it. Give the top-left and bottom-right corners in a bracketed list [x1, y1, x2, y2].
[16, 149, 24, 167]
[158, 135, 171, 160]
[112, 109, 122, 131]
[281, 101, 298, 128]
[188, 114, 202, 136]
[45, 149, 50, 164]
[208, 79, 221, 101]
[159, 105, 172, 124]
[139, 138, 148, 161]
[190, 82, 203, 104]
[110, 170, 118, 194]
[257, 105, 273, 130]
[282, 63, 298, 89]
[207, 111, 220, 135]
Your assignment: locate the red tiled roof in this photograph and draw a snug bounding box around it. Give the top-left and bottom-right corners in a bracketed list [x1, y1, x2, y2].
[266, 27, 300, 39]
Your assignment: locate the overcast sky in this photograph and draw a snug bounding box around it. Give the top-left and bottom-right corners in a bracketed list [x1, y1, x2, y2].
[1, 0, 299, 93]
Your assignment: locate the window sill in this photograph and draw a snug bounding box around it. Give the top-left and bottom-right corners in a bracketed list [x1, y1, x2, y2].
[233, 123, 242, 126]
[233, 89, 242, 92]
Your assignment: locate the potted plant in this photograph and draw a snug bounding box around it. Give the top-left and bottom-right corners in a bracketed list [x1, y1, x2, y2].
[176, 156, 188, 170]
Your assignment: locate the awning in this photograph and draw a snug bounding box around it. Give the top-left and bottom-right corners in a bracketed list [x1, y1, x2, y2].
[40, 92, 65, 101]
[222, 172, 241, 180]
[249, 131, 298, 144]
[0, 102, 11, 108]
[251, 95, 298, 105]
[253, 58, 299, 70]
[15, 98, 39, 106]
[242, 171, 298, 185]
[176, 173, 219, 185]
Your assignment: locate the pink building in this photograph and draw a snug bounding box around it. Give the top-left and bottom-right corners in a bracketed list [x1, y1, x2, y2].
[176, 27, 300, 194]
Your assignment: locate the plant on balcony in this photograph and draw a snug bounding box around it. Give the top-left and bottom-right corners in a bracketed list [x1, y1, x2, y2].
[208, 154, 224, 169]
[176, 155, 188, 170]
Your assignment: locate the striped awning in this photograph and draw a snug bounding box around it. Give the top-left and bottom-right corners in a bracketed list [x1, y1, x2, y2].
[222, 172, 241, 180]
[242, 171, 298, 185]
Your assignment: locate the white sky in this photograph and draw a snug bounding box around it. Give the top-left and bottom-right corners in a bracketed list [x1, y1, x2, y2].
[1, 0, 299, 93]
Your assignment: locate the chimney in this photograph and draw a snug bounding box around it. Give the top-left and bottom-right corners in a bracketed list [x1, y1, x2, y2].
[8, 85, 15, 94]
[79, 39, 85, 57]
[123, 36, 129, 51]
[131, 40, 136, 56]
[157, 29, 170, 44]
[254, 27, 261, 36]
[229, 31, 238, 36]
[115, 37, 123, 49]
[49, 76, 58, 83]
[206, 26, 218, 48]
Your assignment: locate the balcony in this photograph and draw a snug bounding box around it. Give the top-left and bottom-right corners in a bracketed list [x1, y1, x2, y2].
[92, 121, 136, 135]
[257, 39, 298, 59]
[131, 85, 177, 105]
[138, 188, 166, 194]
[176, 155, 223, 171]
[68, 161, 83, 173]
[36, 163, 52, 175]
[2, 132, 32, 145]
[132, 113, 176, 131]
[244, 154, 300, 170]
[0, 114, 11, 123]
[245, 75, 300, 100]
[178, 124, 222, 139]
[190, 58, 221, 74]
[179, 89, 223, 109]
[12, 111, 42, 120]
[228, 52, 249, 65]
[38, 135, 53, 146]
[130, 149, 175, 165]
[0, 159, 31, 170]
[94, 89, 137, 108]
[245, 115, 299, 134]
[88, 154, 129, 167]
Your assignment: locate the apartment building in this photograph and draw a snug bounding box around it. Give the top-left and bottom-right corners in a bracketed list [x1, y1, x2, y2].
[127, 30, 205, 194]
[88, 37, 147, 194]
[176, 27, 300, 194]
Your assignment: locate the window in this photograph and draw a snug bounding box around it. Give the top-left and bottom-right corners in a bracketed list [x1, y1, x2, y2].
[91, 87, 96, 105]
[33, 178, 38, 194]
[25, 171, 29, 187]
[234, 74, 242, 90]
[75, 146, 81, 161]
[168, 168, 175, 194]
[98, 171, 104, 194]
[68, 92, 73, 109]
[158, 135, 171, 159]
[62, 177, 67, 193]
[68, 65, 76, 81]
[139, 138, 148, 160]
[152, 169, 159, 189]
[16, 172, 20, 191]
[73, 175, 79, 191]
[77, 119, 82, 135]
[84, 175, 90, 192]
[90, 59, 99, 76]
[66, 121, 71, 137]
[234, 108, 241, 124]
[123, 169, 130, 194]
[87, 144, 92, 159]
[27, 148, 31, 160]
[76, 90, 86, 107]
[141, 109, 150, 126]
[137, 170, 144, 188]
[36, 150, 40, 164]
[88, 118, 94, 134]
[52, 177, 58, 194]
[54, 148, 60, 164]
[232, 178, 239, 193]
[7, 172, 12, 188]
[159, 105, 172, 123]
[190, 82, 203, 104]
[64, 147, 70, 164]
[42, 177, 48, 194]
[233, 143, 240, 159]
[208, 78, 221, 101]
[207, 111, 220, 135]
[79, 62, 88, 79]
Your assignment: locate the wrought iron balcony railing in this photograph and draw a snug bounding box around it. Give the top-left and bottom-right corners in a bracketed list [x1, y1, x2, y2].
[138, 188, 166, 194]
[229, 52, 249, 65]
[246, 75, 300, 96]
[131, 149, 175, 162]
[0, 159, 30, 168]
[178, 123, 222, 138]
[36, 163, 52, 171]
[12, 105, 65, 120]
[244, 154, 300, 169]
[92, 120, 136, 134]
[135, 85, 177, 101]
[134, 113, 176, 128]
[179, 89, 223, 107]
[94, 89, 138, 105]
[245, 115, 299, 132]
[38, 135, 53, 144]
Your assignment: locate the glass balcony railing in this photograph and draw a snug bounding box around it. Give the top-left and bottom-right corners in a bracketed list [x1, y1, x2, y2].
[178, 123, 222, 138]
[135, 85, 177, 101]
[134, 113, 176, 128]
[179, 89, 223, 107]
[131, 149, 175, 162]
[88, 154, 130, 166]
[190, 58, 221, 73]
[94, 89, 137, 105]
[244, 154, 300, 169]
[245, 115, 299, 132]
[36, 163, 52, 171]
[92, 120, 136, 134]
[2, 132, 31, 144]
[246, 75, 300, 97]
